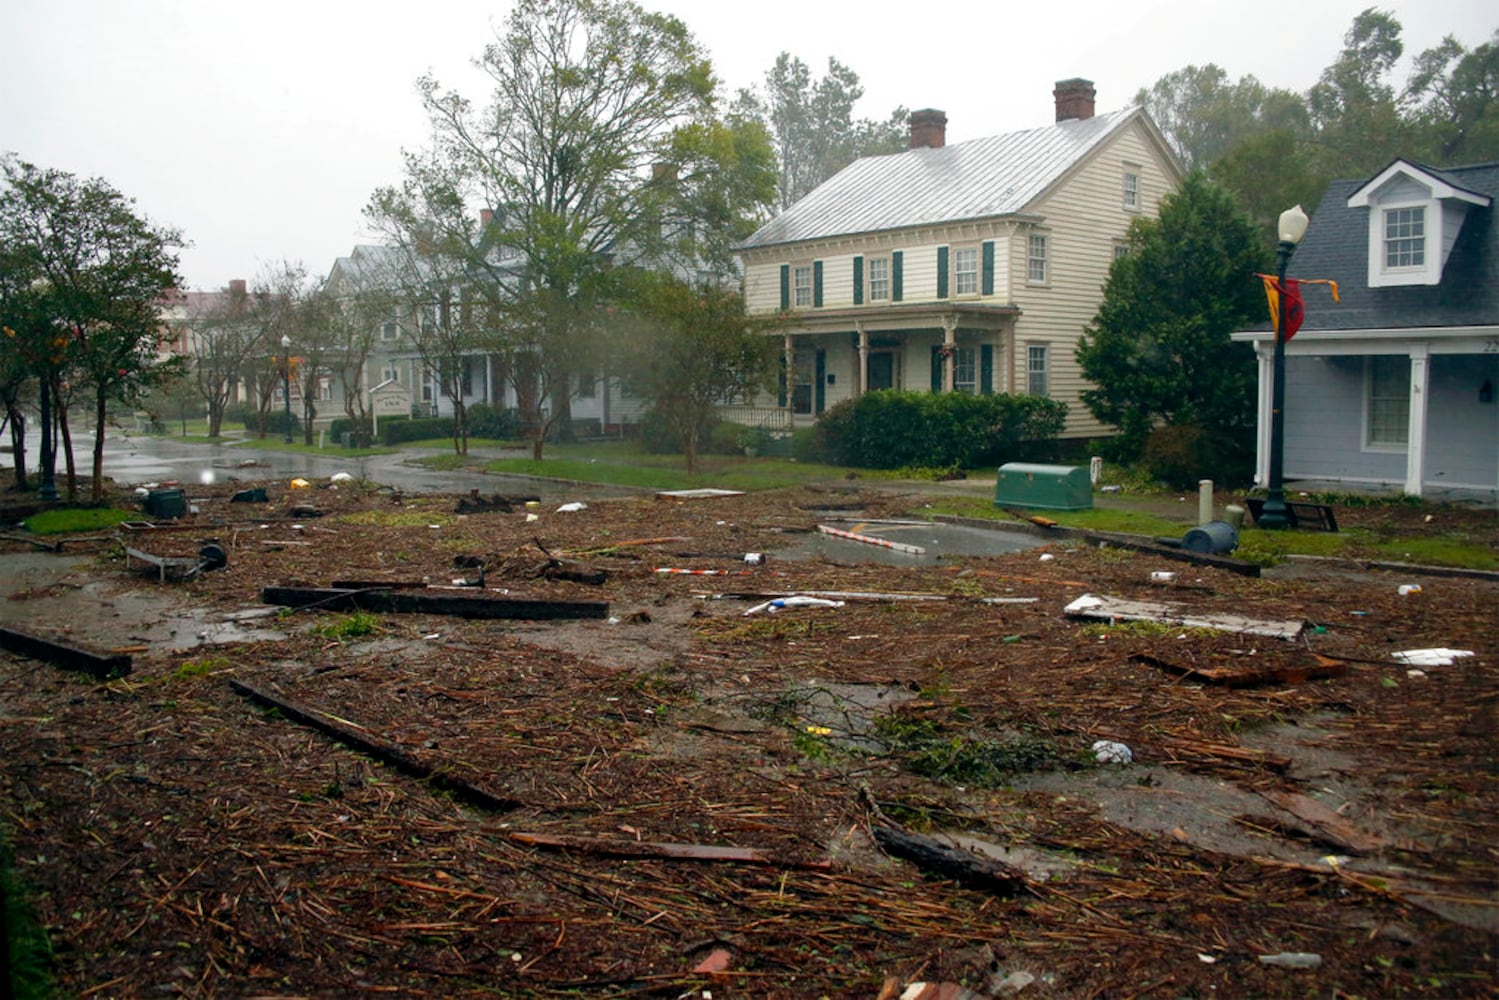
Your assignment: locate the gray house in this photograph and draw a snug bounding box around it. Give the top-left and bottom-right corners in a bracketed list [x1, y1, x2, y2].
[1234, 159, 1499, 500]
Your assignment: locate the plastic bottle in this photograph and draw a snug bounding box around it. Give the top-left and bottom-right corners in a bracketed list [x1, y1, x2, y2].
[1258, 952, 1322, 969]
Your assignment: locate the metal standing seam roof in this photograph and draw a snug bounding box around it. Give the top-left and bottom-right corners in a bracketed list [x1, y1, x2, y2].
[736, 108, 1139, 250]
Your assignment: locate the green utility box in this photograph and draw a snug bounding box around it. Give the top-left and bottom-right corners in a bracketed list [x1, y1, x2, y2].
[143, 488, 187, 519]
[994, 463, 1092, 511]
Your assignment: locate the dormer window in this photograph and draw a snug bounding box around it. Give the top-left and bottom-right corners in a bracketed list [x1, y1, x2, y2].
[1348, 159, 1491, 289]
[1383, 207, 1425, 269]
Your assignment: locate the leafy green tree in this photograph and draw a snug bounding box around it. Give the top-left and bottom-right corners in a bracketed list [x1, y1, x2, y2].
[1136, 64, 1307, 171]
[609, 272, 778, 473]
[0, 156, 184, 500]
[734, 53, 908, 209]
[1306, 7, 1412, 176]
[182, 280, 266, 438]
[369, 0, 753, 458]
[1404, 29, 1499, 163]
[1075, 172, 1269, 485]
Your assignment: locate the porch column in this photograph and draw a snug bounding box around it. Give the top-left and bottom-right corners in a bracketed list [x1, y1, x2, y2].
[784, 332, 796, 430]
[1404, 347, 1430, 496]
[942, 316, 956, 393]
[1255, 346, 1275, 487]
[857, 323, 869, 397]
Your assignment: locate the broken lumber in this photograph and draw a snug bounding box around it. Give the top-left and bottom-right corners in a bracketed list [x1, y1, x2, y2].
[261, 586, 608, 620]
[506, 831, 832, 871]
[1064, 594, 1303, 640]
[0, 626, 131, 679]
[1257, 789, 1384, 856]
[871, 825, 1028, 897]
[817, 524, 926, 555]
[229, 679, 522, 813]
[1130, 652, 1347, 688]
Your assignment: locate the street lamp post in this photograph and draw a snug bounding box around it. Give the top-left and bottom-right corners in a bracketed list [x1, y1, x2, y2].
[281, 334, 293, 444]
[1260, 204, 1310, 530]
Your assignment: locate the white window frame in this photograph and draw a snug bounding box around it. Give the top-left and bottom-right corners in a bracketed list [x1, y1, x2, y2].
[953, 345, 977, 394]
[381, 366, 399, 384]
[1123, 169, 1140, 211]
[953, 247, 979, 296]
[1027, 234, 1049, 285]
[1113, 242, 1130, 262]
[1382, 206, 1426, 271]
[868, 257, 889, 301]
[1364, 355, 1410, 451]
[793, 266, 812, 307]
[1026, 344, 1049, 396]
[380, 318, 399, 341]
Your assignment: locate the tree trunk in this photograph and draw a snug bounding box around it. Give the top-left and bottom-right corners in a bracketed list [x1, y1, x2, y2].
[55, 386, 77, 500]
[5, 406, 26, 489]
[91, 391, 108, 502]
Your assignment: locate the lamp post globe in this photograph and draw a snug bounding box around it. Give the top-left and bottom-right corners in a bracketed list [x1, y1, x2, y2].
[1260, 204, 1309, 530]
[281, 334, 293, 444]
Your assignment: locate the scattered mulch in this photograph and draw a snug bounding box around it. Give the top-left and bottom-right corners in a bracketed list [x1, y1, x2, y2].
[1, 478, 1495, 998]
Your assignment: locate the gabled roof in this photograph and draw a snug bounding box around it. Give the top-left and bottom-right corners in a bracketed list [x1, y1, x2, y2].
[737, 108, 1143, 250]
[1285, 161, 1499, 332]
[1347, 158, 1493, 209]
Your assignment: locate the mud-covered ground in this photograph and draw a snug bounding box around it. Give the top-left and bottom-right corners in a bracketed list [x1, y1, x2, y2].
[1, 479, 1495, 998]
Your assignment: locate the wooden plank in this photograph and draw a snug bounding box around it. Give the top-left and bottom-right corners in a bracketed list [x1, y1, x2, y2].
[871, 825, 1029, 897]
[507, 831, 832, 871]
[0, 626, 132, 679]
[1064, 594, 1303, 640]
[261, 586, 608, 620]
[1257, 789, 1384, 856]
[229, 679, 522, 813]
[1130, 652, 1347, 688]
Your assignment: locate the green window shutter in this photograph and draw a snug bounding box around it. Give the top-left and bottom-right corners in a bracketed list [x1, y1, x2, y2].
[982, 241, 995, 296]
[892, 251, 903, 302]
[777, 355, 787, 407]
[813, 260, 823, 307]
[779, 265, 790, 310]
[980, 344, 994, 395]
[930, 346, 942, 392]
[815, 350, 826, 413]
[852, 256, 864, 305]
[937, 246, 949, 299]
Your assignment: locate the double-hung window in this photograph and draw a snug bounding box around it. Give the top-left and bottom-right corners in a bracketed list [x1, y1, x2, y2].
[1026, 344, 1049, 396]
[1123, 170, 1140, 210]
[793, 266, 812, 307]
[1383, 208, 1425, 269]
[953, 346, 977, 394]
[868, 258, 890, 301]
[1027, 235, 1048, 284]
[953, 248, 978, 296]
[1367, 356, 1410, 448]
[381, 318, 399, 341]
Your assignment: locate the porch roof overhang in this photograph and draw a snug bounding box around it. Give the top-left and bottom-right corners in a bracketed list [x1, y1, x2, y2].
[1231, 324, 1497, 357]
[776, 301, 1021, 337]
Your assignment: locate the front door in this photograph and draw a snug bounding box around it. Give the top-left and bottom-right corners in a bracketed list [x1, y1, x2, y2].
[868, 351, 896, 391]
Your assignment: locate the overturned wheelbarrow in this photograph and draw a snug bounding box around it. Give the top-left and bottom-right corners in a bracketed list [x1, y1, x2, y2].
[125, 543, 228, 583]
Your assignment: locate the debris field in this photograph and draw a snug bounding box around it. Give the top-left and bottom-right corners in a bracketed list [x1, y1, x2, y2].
[0, 480, 1495, 998]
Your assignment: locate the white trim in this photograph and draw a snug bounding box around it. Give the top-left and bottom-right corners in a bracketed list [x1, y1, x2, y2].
[1347, 159, 1491, 209]
[1234, 325, 1498, 357]
[1405, 350, 1430, 495]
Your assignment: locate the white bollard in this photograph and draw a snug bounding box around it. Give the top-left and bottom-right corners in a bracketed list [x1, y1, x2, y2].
[1089, 456, 1103, 486]
[1198, 479, 1213, 525]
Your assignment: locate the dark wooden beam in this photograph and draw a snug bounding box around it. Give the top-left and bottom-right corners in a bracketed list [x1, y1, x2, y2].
[0, 627, 132, 678]
[261, 586, 608, 620]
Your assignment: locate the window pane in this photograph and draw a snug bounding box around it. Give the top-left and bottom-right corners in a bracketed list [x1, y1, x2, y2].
[1123, 172, 1139, 208]
[954, 248, 978, 295]
[1028, 235, 1047, 283]
[794, 266, 812, 306]
[869, 258, 889, 301]
[1368, 356, 1410, 446]
[1383, 208, 1425, 268]
[1027, 345, 1048, 396]
[953, 346, 976, 393]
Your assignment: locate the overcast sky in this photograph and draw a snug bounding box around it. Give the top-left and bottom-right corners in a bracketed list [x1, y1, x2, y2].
[2, 1, 1493, 291]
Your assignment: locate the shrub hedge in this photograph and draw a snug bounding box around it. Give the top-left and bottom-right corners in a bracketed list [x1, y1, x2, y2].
[813, 390, 1067, 470]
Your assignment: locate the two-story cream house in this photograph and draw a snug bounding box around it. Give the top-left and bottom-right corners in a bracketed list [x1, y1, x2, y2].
[732, 79, 1183, 441]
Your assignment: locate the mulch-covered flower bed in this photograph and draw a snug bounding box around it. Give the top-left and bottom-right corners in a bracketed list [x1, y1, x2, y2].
[2, 479, 1495, 997]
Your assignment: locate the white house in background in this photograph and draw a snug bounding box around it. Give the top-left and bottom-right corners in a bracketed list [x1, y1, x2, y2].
[731, 79, 1184, 439]
[1232, 159, 1499, 500]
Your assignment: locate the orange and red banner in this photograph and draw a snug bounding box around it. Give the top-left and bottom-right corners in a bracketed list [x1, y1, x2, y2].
[1257, 275, 1339, 341]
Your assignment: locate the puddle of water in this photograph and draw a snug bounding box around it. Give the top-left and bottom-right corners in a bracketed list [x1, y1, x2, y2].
[779, 520, 1041, 566]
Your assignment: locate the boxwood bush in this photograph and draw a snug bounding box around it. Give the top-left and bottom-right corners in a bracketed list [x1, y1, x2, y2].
[813, 390, 1067, 470]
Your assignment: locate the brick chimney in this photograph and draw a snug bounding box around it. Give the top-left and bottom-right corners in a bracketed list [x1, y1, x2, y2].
[480, 208, 495, 228]
[908, 109, 948, 149]
[228, 279, 247, 296]
[1054, 78, 1096, 122]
